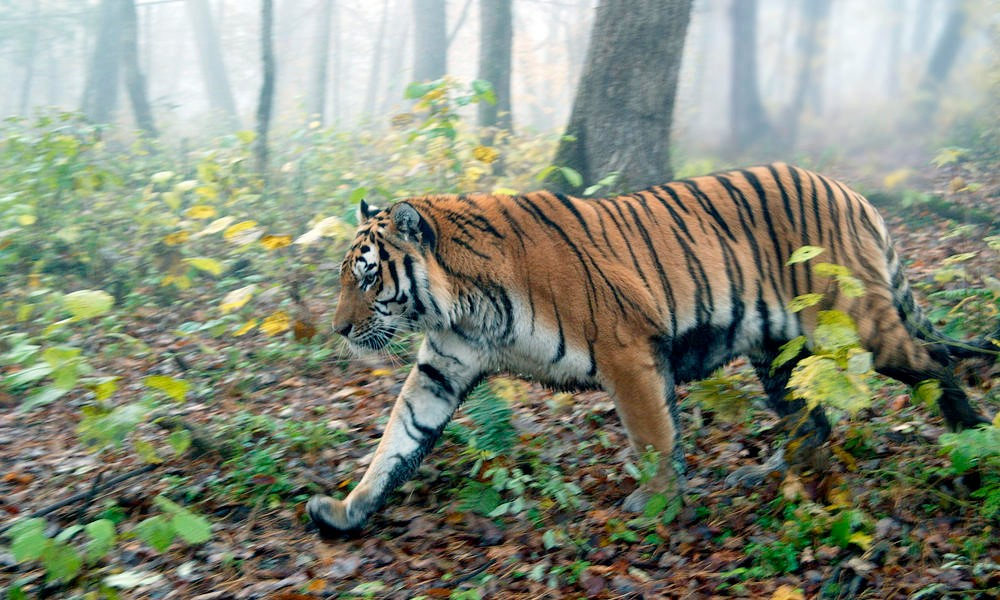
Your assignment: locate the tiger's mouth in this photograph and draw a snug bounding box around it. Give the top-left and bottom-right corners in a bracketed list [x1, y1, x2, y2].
[347, 324, 398, 353]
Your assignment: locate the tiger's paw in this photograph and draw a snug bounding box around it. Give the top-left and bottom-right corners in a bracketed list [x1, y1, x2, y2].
[307, 495, 363, 539]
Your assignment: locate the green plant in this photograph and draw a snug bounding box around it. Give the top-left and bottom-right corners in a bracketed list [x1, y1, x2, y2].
[940, 421, 1000, 520]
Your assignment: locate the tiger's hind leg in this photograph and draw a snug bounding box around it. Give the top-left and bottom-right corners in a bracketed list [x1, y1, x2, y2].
[602, 354, 685, 513]
[725, 349, 832, 487]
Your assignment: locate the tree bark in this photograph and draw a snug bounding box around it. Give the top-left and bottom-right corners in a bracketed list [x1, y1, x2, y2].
[729, 0, 771, 153]
[550, 0, 693, 194]
[120, 0, 157, 137]
[381, 0, 411, 114]
[307, 0, 334, 124]
[80, 0, 122, 124]
[364, 0, 391, 117]
[413, 0, 447, 82]
[914, 0, 968, 120]
[784, 0, 830, 150]
[255, 0, 276, 173]
[477, 0, 513, 135]
[185, 0, 240, 129]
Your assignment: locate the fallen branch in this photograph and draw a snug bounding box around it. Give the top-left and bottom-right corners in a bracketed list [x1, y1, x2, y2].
[0, 463, 158, 536]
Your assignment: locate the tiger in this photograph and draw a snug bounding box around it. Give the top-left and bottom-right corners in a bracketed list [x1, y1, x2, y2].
[306, 162, 995, 537]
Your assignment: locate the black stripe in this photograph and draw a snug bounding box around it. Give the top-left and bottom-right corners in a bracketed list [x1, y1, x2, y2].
[418, 363, 455, 397]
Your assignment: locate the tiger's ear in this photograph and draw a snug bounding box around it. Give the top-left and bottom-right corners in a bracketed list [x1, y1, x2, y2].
[390, 202, 435, 248]
[357, 199, 380, 224]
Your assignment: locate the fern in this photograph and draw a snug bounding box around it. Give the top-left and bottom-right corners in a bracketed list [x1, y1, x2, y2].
[461, 380, 518, 454]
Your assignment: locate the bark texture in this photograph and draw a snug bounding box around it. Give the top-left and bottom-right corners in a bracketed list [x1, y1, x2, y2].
[550, 0, 693, 194]
[477, 0, 513, 133]
[413, 0, 447, 82]
[255, 0, 276, 173]
[185, 0, 239, 129]
[120, 0, 157, 136]
[81, 0, 122, 124]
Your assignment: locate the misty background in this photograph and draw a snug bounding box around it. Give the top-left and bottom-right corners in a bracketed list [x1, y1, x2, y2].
[1, 0, 997, 167]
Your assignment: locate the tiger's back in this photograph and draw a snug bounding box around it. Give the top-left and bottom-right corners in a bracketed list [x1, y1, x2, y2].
[307, 163, 991, 537]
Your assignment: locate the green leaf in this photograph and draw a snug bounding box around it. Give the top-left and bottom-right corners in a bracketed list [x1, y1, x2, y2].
[814, 311, 860, 351]
[19, 386, 70, 412]
[133, 439, 162, 464]
[5, 363, 53, 388]
[560, 167, 583, 188]
[788, 293, 824, 313]
[846, 351, 873, 375]
[41, 542, 82, 583]
[349, 187, 368, 204]
[152, 495, 183, 515]
[786, 246, 825, 265]
[830, 511, 853, 548]
[772, 336, 808, 372]
[84, 519, 116, 563]
[135, 515, 175, 552]
[168, 429, 191, 455]
[643, 493, 669, 517]
[63, 289, 114, 319]
[169, 511, 212, 545]
[42, 346, 81, 368]
[104, 570, 164, 589]
[812, 262, 850, 277]
[143, 375, 189, 402]
[183, 257, 225, 276]
[10, 520, 48, 562]
[837, 274, 866, 298]
[914, 379, 943, 408]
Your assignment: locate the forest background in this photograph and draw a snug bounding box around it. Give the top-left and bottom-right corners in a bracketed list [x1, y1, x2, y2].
[0, 0, 999, 598]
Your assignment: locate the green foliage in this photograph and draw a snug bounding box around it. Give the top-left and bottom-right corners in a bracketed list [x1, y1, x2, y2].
[940, 422, 1000, 520]
[134, 496, 212, 551]
[454, 379, 518, 454]
[687, 371, 757, 423]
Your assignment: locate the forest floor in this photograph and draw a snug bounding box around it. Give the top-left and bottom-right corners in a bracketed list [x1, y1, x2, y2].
[1, 165, 999, 599]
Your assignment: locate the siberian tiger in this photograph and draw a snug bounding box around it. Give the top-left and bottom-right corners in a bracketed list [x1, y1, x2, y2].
[307, 163, 995, 536]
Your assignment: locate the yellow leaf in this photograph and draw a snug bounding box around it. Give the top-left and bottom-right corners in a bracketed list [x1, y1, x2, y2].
[492, 187, 519, 196]
[849, 531, 874, 551]
[295, 216, 349, 245]
[195, 185, 218, 200]
[882, 168, 911, 189]
[224, 221, 263, 245]
[260, 310, 290, 336]
[196, 216, 236, 237]
[260, 234, 292, 250]
[472, 145, 499, 164]
[17, 214, 37, 226]
[220, 285, 256, 313]
[161, 274, 192, 289]
[186, 205, 217, 219]
[826, 486, 852, 509]
[993, 412, 1000, 428]
[370, 368, 394, 377]
[162, 191, 181, 210]
[771, 584, 804, 600]
[163, 231, 190, 246]
[184, 257, 225, 276]
[144, 375, 189, 402]
[233, 319, 258, 336]
[64, 289, 114, 319]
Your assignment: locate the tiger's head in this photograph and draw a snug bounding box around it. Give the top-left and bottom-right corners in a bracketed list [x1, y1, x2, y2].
[333, 199, 442, 353]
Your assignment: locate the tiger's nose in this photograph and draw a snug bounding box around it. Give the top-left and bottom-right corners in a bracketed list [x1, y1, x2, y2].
[334, 323, 353, 337]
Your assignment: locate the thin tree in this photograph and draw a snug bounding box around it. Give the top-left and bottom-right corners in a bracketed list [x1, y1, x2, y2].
[81, 0, 122, 124]
[413, 0, 447, 82]
[364, 0, 390, 116]
[915, 0, 968, 119]
[550, 0, 693, 193]
[255, 0, 276, 173]
[729, 0, 771, 153]
[185, 0, 240, 129]
[784, 0, 830, 149]
[120, 0, 157, 137]
[477, 0, 513, 135]
[307, 0, 335, 124]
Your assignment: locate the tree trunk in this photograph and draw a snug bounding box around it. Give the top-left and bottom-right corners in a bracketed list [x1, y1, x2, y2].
[365, 0, 390, 117]
[381, 0, 411, 114]
[185, 0, 240, 129]
[550, 0, 693, 193]
[307, 0, 334, 124]
[784, 0, 830, 150]
[120, 0, 157, 137]
[914, 0, 967, 121]
[330, 1, 342, 122]
[729, 0, 771, 153]
[477, 0, 513, 135]
[255, 0, 276, 173]
[413, 0, 447, 82]
[18, 1, 41, 115]
[81, 0, 122, 124]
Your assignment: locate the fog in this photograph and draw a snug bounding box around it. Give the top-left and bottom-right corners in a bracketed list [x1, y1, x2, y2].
[1, 0, 997, 163]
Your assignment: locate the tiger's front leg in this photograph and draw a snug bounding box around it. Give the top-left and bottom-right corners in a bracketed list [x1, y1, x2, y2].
[308, 341, 481, 537]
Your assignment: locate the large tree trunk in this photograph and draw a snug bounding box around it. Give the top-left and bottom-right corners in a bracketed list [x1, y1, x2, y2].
[477, 0, 513, 135]
[81, 0, 122, 124]
[185, 0, 240, 129]
[413, 0, 447, 82]
[783, 0, 830, 150]
[255, 0, 276, 173]
[364, 0, 390, 117]
[550, 0, 693, 194]
[729, 0, 771, 153]
[307, 0, 334, 124]
[910, 0, 967, 122]
[120, 0, 157, 137]
[381, 0, 411, 114]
